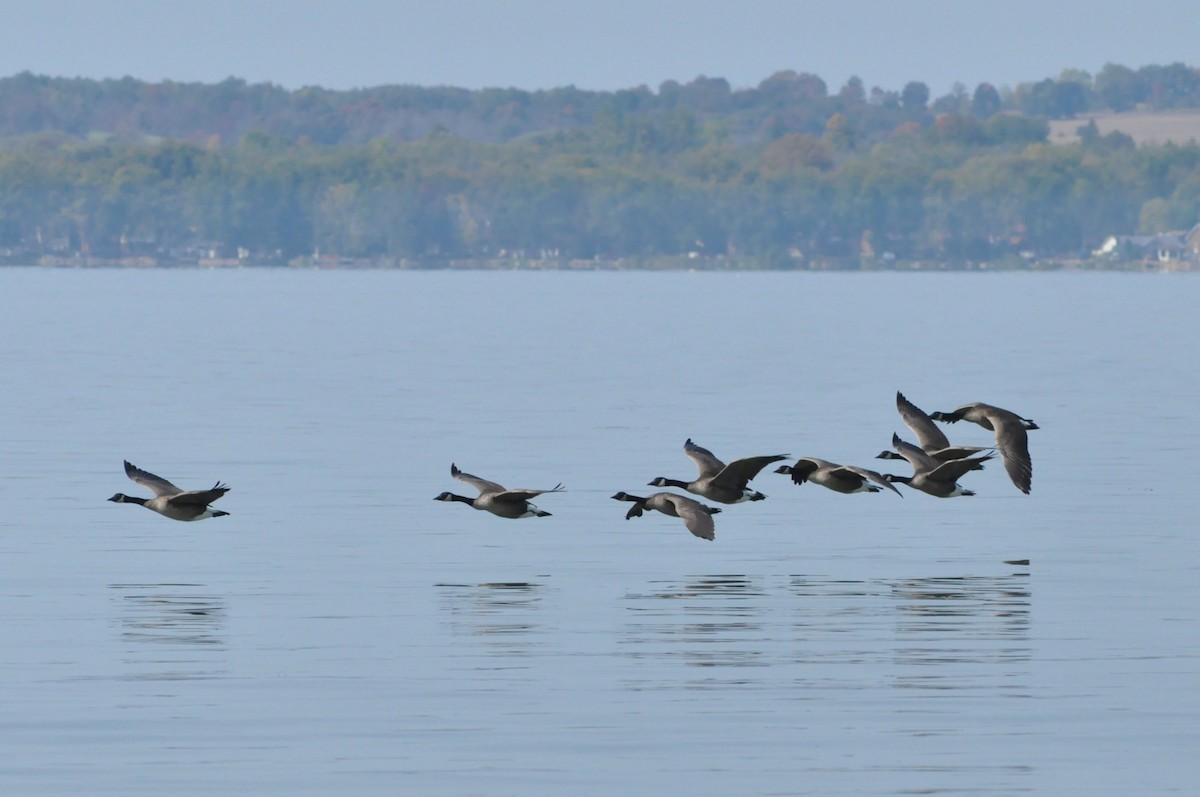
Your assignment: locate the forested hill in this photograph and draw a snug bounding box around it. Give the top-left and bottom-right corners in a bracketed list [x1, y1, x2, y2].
[3, 63, 1199, 146]
[1, 63, 1199, 267]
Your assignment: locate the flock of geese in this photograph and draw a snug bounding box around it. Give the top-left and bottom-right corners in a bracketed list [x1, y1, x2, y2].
[108, 393, 1038, 541]
[434, 392, 1038, 541]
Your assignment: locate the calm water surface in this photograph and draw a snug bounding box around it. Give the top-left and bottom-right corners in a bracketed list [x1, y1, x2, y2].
[2, 268, 1198, 795]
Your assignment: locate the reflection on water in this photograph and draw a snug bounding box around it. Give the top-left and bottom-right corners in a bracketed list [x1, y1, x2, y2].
[889, 573, 1031, 695]
[620, 570, 1031, 694]
[622, 575, 768, 687]
[436, 581, 549, 660]
[109, 583, 226, 681]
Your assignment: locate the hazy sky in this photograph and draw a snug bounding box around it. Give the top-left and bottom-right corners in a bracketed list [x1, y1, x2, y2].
[2, 0, 1196, 96]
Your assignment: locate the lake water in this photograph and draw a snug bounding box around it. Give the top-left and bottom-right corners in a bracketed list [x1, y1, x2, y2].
[2, 267, 1197, 795]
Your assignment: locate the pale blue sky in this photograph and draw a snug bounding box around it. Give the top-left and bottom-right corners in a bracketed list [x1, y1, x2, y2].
[1, 0, 1195, 95]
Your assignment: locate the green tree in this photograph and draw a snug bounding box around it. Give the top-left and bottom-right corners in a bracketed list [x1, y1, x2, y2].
[900, 81, 929, 112]
[1094, 63, 1144, 111]
[971, 83, 1002, 118]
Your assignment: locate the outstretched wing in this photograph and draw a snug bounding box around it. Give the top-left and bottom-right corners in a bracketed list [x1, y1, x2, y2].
[683, 438, 726, 478]
[715, 454, 790, 487]
[896, 392, 951, 452]
[843, 465, 903, 496]
[927, 453, 994, 482]
[664, 494, 717, 541]
[450, 463, 506, 496]
[493, 483, 566, 504]
[168, 482, 230, 507]
[889, 434, 938, 473]
[991, 417, 1033, 494]
[124, 460, 183, 497]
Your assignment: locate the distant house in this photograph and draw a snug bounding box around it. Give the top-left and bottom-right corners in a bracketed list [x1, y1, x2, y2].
[1093, 231, 1190, 261]
[1186, 223, 1200, 255]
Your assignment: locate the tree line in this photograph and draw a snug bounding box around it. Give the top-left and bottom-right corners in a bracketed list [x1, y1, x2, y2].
[0, 64, 1198, 265]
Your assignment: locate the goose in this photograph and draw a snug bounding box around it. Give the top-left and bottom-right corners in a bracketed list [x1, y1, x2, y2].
[434, 463, 564, 519]
[648, 438, 788, 504]
[929, 402, 1037, 494]
[108, 460, 230, 521]
[774, 457, 902, 496]
[875, 392, 990, 462]
[611, 491, 721, 541]
[880, 433, 994, 497]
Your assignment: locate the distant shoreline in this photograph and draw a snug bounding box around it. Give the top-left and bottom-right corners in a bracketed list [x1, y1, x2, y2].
[8, 256, 1195, 273]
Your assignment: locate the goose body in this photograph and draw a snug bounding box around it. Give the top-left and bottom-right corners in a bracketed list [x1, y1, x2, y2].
[649, 438, 788, 504]
[612, 491, 721, 540]
[775, 457, 901, 496]
[881, 434, 994, 498]
[434, 463, 563, 519]
[929, 402, 1036, 494]
[108, 460, 230, 521]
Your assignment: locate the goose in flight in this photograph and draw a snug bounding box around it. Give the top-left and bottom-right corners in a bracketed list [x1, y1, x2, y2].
[108, 460, 230, 521]
[648, 438, 788, 503]
[929, 402, 1037, 494]
[775, 457, 901, 496]
[434, 463, 564, 518]
[611, 491, 721, 541]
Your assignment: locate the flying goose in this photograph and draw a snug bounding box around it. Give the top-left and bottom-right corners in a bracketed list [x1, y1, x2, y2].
[648, 438, 788, 504]
[881, 433, 994, 497]
[876, 392, 990, 462]
[108, 460, 230, 521]
[434, 463, 564, 519]
[611, 491, 721, 541]
[774, 457, 902, 496]
[929, 402, 1037, 494]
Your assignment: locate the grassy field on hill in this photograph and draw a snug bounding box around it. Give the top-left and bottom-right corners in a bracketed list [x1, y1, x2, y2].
[1049, 109, 1200, 145]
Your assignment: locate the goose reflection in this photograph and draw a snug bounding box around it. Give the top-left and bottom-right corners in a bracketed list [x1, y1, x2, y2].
[622, 575, 768, 686]
[786, 570, 1031, 693]
[110, 583, 226, 681]
[889, 573, 1031, 691]
[437, 581, 549, 658]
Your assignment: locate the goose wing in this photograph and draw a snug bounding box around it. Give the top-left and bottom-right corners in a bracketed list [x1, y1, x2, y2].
[683, 438, 727, 478]
[929, 444, 990, 461]
[714, 453, 790, 486]
[890, 434, 938, 472]
[492, 483, 566, 504]
[842, 465, 904, 496]
[663, 494, 717, 541]
[123, 460, 184, 497]
[450, 463, 506, 496]
[926, 453, 994, 482]
[991, 417, 1033, 494]
[896, 392, 951, 452]
[167, 482, 230, 506]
